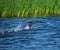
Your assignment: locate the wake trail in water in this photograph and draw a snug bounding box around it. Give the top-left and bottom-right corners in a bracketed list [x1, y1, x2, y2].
[0, 23, 30, 34]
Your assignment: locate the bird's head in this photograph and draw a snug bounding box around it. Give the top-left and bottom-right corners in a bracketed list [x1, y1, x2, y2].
[27, 22, 36, 27]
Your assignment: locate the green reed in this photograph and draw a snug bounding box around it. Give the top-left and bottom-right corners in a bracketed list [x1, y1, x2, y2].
[0, 0, 60, 17]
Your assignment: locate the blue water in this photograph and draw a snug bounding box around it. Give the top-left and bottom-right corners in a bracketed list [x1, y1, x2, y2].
[0, 16, 60, 50]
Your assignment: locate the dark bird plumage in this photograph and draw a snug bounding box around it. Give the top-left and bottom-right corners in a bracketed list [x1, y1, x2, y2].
[27, 22, 36, 27]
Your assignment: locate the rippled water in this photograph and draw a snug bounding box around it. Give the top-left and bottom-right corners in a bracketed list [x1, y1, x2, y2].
[0, 16, 60, 50]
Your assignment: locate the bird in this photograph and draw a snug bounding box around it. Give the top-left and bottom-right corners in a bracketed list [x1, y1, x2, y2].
[13, 22, 35, 32]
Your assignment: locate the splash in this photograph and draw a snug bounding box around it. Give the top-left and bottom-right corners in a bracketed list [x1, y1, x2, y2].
[0, 23, 30, 34]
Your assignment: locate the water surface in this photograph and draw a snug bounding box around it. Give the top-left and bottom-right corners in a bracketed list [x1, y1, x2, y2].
[0, 16, 60, 50]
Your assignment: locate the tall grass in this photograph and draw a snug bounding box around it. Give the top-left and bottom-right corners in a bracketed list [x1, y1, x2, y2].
[0, 0, 60, 17]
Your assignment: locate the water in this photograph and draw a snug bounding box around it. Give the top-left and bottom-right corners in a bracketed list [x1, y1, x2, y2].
[0, 16, 60, 50]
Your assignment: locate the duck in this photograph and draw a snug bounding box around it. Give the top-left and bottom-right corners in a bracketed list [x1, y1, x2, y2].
[24, 22, 34, 30]
[15, 22, 34, 31]
[13, 22, 35, 32]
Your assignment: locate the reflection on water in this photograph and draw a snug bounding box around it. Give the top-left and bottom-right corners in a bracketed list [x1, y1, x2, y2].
[0, 17, 60, 50]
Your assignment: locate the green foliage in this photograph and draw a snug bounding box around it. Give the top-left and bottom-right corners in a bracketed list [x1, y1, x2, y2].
[0, 0, 60, 17]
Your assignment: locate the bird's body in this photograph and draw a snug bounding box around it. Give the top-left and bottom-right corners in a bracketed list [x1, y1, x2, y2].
[24, 25, 30, 30]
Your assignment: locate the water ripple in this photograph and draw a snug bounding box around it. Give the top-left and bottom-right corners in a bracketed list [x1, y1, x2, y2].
[0, 17, 60, 50]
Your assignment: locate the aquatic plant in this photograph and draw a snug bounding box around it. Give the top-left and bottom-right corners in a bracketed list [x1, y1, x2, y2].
[0, 0, 60, 17]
